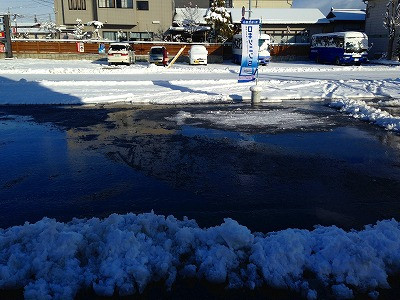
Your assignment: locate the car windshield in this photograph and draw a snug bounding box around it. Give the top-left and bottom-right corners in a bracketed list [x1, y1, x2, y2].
[151, 48, 163, 54]
[110, 45, 128, 51]
[345, 38, 367, 53]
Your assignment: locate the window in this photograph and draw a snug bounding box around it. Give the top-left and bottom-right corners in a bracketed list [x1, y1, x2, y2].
[99, 0, 114, 8]
[103, 31, 118, 40]
[136, 1, 149, 10]
[99, 0, 133, 8]
[69, 0, 86, 10]
[116, 0, 133, 8]
[129, 32, 153, 41]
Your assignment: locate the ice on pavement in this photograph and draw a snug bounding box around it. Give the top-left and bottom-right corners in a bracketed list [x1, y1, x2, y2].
[169, 108, 326, 129]
[1, 212, 400, 299]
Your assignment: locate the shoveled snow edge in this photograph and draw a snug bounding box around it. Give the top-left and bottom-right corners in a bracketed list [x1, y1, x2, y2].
[329, 98, 400, 132]
[1, 212, 400, 299]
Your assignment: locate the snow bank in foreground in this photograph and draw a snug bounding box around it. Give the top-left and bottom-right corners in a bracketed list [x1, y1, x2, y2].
[1, 213, 400, 299]
[329, 99, 400, 132]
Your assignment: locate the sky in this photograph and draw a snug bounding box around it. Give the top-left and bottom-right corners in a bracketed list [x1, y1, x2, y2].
[0, 0, 366, 23]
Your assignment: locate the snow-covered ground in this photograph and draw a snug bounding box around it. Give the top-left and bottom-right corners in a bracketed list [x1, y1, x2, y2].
[1, 58, 400, 133]
[1, 212, 400, 299]
[1, 59, 400, 105]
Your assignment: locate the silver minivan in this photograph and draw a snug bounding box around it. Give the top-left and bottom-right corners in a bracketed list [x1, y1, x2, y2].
[108, 43, 135, 66]
[148, 46, 169, 66]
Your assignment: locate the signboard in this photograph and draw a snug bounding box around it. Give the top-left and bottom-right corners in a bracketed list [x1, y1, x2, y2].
[98, 43, 105, 54]
[0, 17, 3, 23]
[77, 42, 84, 53]
[238, 19, 260, 83]
[0, 31, 4, 39]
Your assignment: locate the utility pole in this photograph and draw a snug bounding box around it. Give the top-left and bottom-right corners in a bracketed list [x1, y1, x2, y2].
[0, 14, 13, 58]
[248, 0, 252, 19]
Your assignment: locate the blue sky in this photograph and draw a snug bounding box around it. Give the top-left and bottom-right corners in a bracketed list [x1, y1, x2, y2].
[0, 0, 366, 23]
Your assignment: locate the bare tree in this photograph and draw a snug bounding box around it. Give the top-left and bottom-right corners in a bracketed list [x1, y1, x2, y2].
[73, 19, 86, 40]
[40, 22, 61, 39]
[180, 3, 203, 42]
[87, 21, 103, 40]
[383, 0, 400, 59]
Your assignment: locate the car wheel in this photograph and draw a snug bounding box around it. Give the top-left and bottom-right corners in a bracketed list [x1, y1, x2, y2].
[335, 57, 340, 66]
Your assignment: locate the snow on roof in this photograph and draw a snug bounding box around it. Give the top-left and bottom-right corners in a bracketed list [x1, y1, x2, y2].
[13, 22, 41, 28]
[326, 8, 366, 22]
[16, 28, 50, 34]
[229, 8, 330, 25]
[174, 7, 209, 25]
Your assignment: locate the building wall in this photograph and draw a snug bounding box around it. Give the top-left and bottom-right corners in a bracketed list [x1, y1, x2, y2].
[233, 0, 293, 8]
[174, 0, 210, 8]
[55, 0, 174, 39]
[365, 0, 400, 58]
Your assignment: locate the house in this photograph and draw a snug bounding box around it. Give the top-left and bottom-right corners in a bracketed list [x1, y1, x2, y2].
[174, 0, 292, 9]
[167, 7, 211, 42]
[229, 8, 329, 44]
[364, 0, 400, 59]
[326, 8, 366, 32]
[54, 0, 174, 41]
[233, 0, 292, 8]
[10, 22, 52, 39]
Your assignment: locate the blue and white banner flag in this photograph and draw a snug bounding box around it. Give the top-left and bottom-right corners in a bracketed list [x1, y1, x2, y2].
[238, 19, 260, 83]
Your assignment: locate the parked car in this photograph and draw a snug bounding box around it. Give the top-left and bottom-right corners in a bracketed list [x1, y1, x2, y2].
[148, 46, 169, 66]
[188, 45, 208, 65]
[108, 43, 135, 66]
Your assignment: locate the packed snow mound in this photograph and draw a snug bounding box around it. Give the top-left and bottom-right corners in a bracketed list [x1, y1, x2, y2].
[330, 98, 400, 132]
[1, 213, 400, 299]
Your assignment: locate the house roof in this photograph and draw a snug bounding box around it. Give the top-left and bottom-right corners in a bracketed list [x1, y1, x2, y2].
[12, 22, 41, 28]
[326, 8, 366, 22]
[229, 8, 330, 25]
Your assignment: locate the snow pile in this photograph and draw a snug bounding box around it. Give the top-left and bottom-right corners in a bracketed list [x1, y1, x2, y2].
[1, 213, 400, 299]
[330, 98, 400, 132]
[378, 99, 400, 107]
[169, 109, 326, 129]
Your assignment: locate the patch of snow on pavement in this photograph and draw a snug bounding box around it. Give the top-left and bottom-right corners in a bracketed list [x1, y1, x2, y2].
[1, 213, 399, 298]
[170, 109, 326, 129]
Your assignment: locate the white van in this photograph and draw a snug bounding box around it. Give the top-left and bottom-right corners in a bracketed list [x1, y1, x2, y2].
[188, 45, 208, 65]
[108, 43, 135, 66]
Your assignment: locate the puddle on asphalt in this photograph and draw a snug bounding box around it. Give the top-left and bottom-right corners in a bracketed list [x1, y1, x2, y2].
[1, 106, 400, 233]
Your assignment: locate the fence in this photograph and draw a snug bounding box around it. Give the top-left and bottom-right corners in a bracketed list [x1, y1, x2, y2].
[7, 40, 310, 61]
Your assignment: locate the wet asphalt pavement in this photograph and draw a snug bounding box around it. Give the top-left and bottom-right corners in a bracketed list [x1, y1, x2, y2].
[1, 102, 400, 233]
